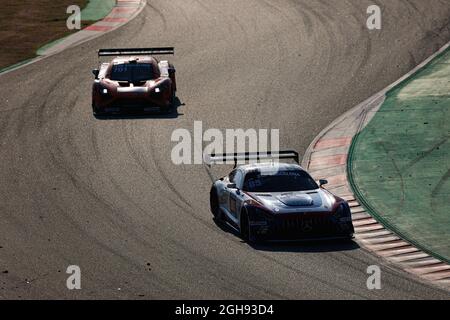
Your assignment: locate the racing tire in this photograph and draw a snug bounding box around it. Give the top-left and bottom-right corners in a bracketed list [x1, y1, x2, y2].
[92, 104, 106, 118]
[240, 210, 258, 244]
[170, 88, 176, 106]
[210, 188, 222, 221]
[160, 91, 175, 114]
[165, 88, 176, 114]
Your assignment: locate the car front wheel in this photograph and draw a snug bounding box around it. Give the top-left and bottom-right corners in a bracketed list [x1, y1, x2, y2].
[92, 104, 104, 117]
[210, 188, 222, 221]
[240, 209, 257, 243]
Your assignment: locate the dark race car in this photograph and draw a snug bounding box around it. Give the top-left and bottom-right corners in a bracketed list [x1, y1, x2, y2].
[92, 47, 176, 116]
[208, 151, 354, 243]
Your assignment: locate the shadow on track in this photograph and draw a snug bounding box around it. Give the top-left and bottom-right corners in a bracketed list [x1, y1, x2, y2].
[213, 218, 360, 253]
[249, 239, 360, 253]
[94, 97, 185, 120]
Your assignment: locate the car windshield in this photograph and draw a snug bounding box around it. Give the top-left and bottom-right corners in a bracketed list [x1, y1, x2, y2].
[110, 63, 153, 82]
[243, 170, 319, 192]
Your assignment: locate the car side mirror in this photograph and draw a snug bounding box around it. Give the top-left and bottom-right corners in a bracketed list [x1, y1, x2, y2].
[92, 69, 100, 79]
[227, 183, 237, 189]
[319, 179, 328, 187]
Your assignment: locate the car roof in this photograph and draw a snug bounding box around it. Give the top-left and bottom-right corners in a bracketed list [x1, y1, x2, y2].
[237, 162, 305, 173]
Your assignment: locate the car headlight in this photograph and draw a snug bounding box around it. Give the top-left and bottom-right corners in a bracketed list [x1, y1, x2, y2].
[154, 87, 160, 93]
[98, 86, 109, 95]
[254, 207, 275, 220]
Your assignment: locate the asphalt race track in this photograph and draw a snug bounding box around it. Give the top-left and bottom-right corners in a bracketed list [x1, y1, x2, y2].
[1, 0, 450, 299]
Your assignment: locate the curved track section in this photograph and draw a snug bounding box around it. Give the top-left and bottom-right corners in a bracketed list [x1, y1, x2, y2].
[1, 0, 450, 299]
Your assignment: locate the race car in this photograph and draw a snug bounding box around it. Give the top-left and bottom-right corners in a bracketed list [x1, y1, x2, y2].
[208, 151, 354, 243]
[91, 47, 176, 116]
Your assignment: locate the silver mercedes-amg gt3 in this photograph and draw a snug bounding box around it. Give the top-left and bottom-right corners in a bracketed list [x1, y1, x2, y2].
[208, 151, 354, 243]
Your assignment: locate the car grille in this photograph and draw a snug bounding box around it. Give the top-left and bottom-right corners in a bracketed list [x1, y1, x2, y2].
[272, 212, 339, 237]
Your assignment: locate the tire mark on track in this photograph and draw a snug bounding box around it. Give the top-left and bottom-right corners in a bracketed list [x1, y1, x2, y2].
[146, 1, 167, 31]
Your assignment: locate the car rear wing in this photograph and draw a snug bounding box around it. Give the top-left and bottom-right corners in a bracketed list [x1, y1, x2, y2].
[98, 47, 175, 57]
[205, 150, 299, 168]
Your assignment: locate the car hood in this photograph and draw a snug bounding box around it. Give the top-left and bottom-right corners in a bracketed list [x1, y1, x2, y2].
[247, 189, 336, 213]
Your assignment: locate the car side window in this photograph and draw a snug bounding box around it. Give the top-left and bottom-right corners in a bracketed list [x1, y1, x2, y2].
[234, 170, 244, 189]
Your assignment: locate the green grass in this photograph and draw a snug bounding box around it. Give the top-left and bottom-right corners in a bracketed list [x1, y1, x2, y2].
[81, 0, 116, 21]
[349, 48, 450, 263]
